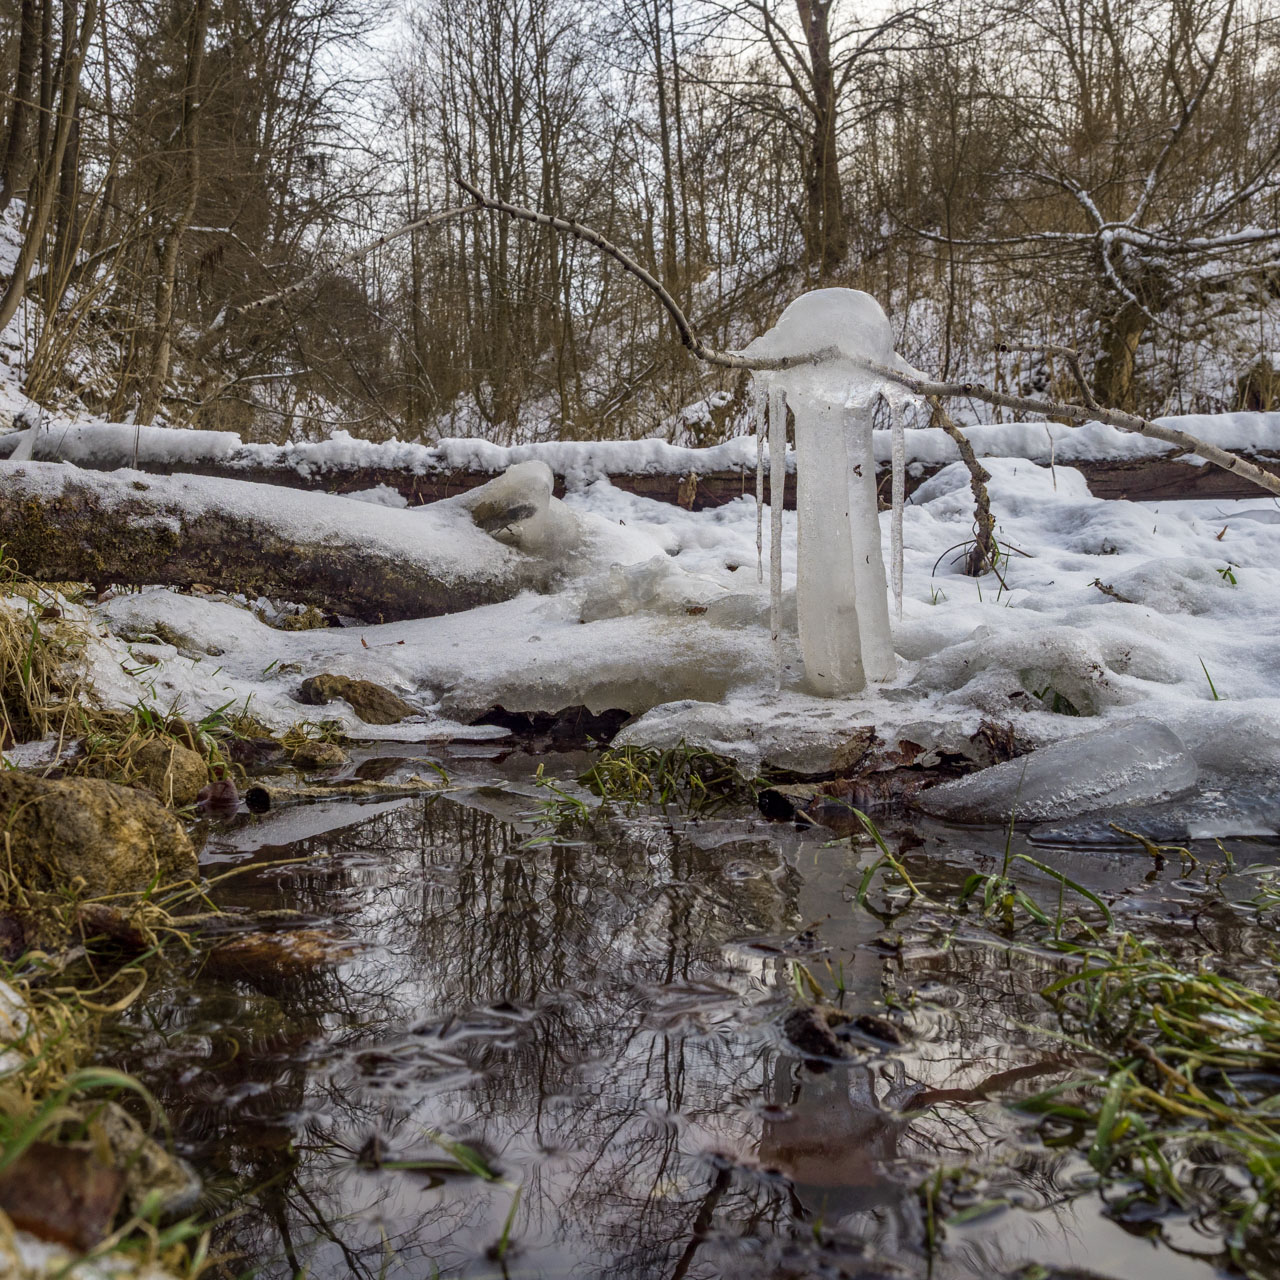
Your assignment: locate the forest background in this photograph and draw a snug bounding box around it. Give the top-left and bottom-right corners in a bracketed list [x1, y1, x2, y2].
[1, 0, 1278, 448]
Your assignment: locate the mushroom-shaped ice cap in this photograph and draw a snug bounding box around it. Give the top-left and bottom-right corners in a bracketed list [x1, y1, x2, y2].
[742, 288, 899, 406]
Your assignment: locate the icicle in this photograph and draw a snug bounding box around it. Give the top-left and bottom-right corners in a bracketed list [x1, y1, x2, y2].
[889, 394, 905, 619]
[753, 382, 767, 583]
[768, 382, 787, 687]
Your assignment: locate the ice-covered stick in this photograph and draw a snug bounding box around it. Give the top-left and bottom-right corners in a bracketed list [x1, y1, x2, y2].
[888, 394, 905, 619]
[753, 382, 766, 584]
[768, 383, 786, 687]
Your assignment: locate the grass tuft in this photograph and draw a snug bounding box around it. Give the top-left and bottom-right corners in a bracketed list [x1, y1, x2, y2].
[578, 740, 757, 814]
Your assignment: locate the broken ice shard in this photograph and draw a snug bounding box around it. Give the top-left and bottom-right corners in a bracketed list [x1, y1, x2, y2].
[1029, 781, 1280, 846]
[917, 718, 1199, 824]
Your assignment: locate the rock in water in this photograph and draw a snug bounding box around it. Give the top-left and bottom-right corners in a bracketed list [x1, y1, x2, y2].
[916, 719, 1198, 823]
[298, 673, 418, 724]
[287, 739, 347, 771]
[130, 738, 209, 806]
[79, 1100, 200, 1215]
[0, 1143, 125, 1249]
[0, 773, 197, 896]
[202, 929, 357, 992]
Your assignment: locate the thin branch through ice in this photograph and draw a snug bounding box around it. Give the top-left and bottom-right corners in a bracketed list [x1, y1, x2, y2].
[753, 383, 766, 584]
[768, 383, 786, 688]
[889, 395, 905, 618]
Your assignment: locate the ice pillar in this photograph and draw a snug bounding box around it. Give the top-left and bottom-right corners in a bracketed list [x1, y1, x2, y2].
[743, 288, 903, 697]
[788, 386, 895, 695]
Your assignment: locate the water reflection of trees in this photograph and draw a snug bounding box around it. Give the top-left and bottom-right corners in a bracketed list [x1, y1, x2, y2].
[99, 796, 1171, 1280]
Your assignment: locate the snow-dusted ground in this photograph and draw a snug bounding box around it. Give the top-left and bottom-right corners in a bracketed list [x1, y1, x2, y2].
[32, 450, 1278, 789]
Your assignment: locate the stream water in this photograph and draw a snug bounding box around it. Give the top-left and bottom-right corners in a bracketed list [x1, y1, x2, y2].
[99, 744, 1280, 1280]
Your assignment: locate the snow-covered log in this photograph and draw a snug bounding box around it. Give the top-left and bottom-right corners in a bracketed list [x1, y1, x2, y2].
[2, 416, 1277, 505]
[0, 462, 557, 622]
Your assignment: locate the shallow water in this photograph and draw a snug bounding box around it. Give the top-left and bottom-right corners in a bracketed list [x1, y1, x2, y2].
[100, 747, 1280, 1280]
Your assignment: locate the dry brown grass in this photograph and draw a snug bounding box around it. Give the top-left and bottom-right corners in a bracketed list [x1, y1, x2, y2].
[0, 551, 88, 750]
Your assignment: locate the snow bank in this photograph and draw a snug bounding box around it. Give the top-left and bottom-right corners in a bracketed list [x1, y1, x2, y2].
[63, 452, 1280, 785]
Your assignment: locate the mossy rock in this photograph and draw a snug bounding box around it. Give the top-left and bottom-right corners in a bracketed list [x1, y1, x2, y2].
[270, 604, 329, 631]
[0, 772, 197, 897]
[130, 738, 209, 807]
[78, 1100, 200, 1216]
[287, 739, 347, 771]
[298, 673, 417, 724]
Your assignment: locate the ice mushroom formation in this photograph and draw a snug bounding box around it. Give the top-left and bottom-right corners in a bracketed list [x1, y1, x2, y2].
[744, 288, 912, 696]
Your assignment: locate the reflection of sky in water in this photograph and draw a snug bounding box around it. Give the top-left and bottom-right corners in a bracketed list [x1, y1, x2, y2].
[101, 785, 1257, 1280]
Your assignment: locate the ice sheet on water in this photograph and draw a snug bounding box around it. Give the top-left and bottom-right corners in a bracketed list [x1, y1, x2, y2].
[917, 718, 1199, 823]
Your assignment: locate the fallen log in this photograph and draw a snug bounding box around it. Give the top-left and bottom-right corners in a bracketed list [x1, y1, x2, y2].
[0, 462, 553, 623]
[3, 416, 1277, 506]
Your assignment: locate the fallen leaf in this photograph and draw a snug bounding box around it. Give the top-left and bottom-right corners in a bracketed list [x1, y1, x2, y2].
[0, 1143, 125, 1250]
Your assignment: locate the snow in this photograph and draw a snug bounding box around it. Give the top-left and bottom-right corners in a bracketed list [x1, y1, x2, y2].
[2, 1228, 179, 1280]
[0, 979, 28, 1076]
[4, 334, 1280, 797]
[39, 450, 1274, 796]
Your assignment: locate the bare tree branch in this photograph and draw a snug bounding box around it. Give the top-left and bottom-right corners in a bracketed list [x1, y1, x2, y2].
[457, 179, 1280, 500]
[927, 395, 996, 577]
[203, 203, 482, 337]
[998, 341, 1098, 411]
[1131, 0, 1235, 226]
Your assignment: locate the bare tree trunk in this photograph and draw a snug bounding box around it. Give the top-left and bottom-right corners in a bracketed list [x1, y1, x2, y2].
[138, 0, 210, 424]
[0, 0, 39, 215]
[796, 0, 846, 278]
[48, 92, 80, 289]
[34, 0, 52, 194]
[0, 0, 97, 335]
[1093, 301, 1146, 410]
